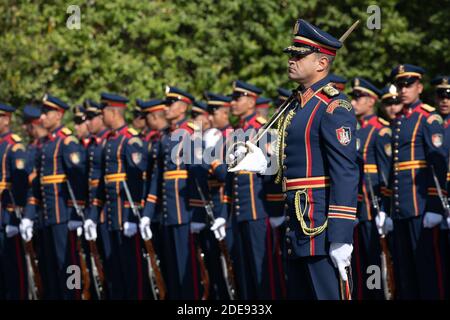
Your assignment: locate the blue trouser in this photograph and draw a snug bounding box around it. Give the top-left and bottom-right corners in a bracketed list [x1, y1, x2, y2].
[162, 223, 197, 300]
[42, 224, 79, 300]
[233, 218, 271, 300]
[393, 216, 444, 299]
[107, 230, 145, 300]
[351, 220, 383, 300]
[287, 255, 340, 300]
[270, 226, 287, 300]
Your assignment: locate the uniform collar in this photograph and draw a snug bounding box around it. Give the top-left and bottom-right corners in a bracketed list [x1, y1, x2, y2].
[360, 114, 376, 128]
[402, 99, 422, 117]
[47, 125, 64, 141]
[298, 75, 331, 107]
[171, 117, 187, 131]
[108, 124, 127, 138]
[239, 112, 256, 128]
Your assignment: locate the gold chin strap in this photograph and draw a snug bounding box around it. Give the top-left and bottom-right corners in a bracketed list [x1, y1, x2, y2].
[294, 189, 328, 236]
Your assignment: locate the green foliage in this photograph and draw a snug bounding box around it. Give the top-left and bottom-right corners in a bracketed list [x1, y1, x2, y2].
[1, 0, 449, 137]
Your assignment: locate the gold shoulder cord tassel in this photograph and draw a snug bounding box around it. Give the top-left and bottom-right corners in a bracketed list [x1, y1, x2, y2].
[294, 190, 327, 236]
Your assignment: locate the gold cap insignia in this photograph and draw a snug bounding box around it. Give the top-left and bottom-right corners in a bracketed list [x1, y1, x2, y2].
[293, 20, 300, 35]
[443, 78, 449, 85]
[398, 65, 405, 74]
[354, 78, 360, 87]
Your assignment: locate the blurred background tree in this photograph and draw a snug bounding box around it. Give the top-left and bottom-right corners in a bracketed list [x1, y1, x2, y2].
[0, 0, 449, 135]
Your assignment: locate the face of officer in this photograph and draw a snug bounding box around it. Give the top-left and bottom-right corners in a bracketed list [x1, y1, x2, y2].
[86, 114, 104, 135]
[165, 100, 188, 123]
[382, 101, 403, 120]
[351, 92, 376, 117]
[436, 91, 450, 116]
[192, 113, 210, 131]
[40, 109, 63, 131]
[288, 52, 331, 86]
[74, 121, 89, 139]
[209, 107, 230, 129]
[132, 115, 146, 131]
[0, 114, 11, 135]
[146, 111, 168, 131]
[102, 107, 124, 129]
[398, 79, 423, 105]
[231, 95, 256, 118]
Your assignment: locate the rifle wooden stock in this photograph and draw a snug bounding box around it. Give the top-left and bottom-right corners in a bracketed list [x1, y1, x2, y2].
[194, 234, 210, 300]
[218, 239, 237, 299]
[76, 236, 91, 300]
[379, 236, 395, 300]
[24, 240, 43, 299]
[143, 239, 166, 300]
[88, 240, 106, 300]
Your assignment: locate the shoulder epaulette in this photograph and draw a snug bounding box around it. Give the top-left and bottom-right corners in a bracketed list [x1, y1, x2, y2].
[12, 143, 25, 152]
[61, 127, 72, 136]
[322, 85, 339, 98]
[378, 117, 390, 126]
[127, 127, 138, 136]
[63, 135, 79, 145]
[378, 127, 392, 137]
[187, 121, 197, 131]
[256, 117, 267, 125]
[421, 104, 435, 113]
[11, 134, 22, 143]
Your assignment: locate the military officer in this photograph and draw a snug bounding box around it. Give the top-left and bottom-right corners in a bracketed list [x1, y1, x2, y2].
[230, 19, 359, 300]
[142, 86, 201, 299]
[0, 103, 29, 299]
[23, 94, 86, 299]
[92, 93, 148, 299]
[131, 105, 147, 136]
[389, 64, 448, 299]
[350, 78, 392, 299]
[431, 75, 450, 299]
[82, 99, 112, 298]
[227, 80, 275, 300]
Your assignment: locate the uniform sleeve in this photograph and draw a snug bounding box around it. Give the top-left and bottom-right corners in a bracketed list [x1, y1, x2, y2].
[423, 114, 448, 215]
[320, 100, 359, 244]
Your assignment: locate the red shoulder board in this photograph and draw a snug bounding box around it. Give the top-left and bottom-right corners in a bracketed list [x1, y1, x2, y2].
[316, 92, 332, 104]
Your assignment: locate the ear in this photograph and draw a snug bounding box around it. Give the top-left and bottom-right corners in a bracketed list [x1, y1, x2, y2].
[316, 55, 329, 72]
[417, 82, 424, 94]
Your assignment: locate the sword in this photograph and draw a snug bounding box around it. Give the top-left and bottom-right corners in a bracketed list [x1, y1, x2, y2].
[339, 266, 353, 300]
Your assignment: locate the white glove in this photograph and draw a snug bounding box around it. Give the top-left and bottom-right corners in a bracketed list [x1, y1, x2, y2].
[84, 219, 97, 241]
[423, 212, 443, 229]
[329, 242, 353, 282]
[123, 222, 138, 237]
[68, 220, 83, 231]
[139, 217, 152, 240]
[203, 128, 222, 149]
[269, 216, 285, 228]
[5, 225, 19, 238]
[375, 211, 393, 235]
[190, 222, 206, 234]
[20, 218, 34, 242]
[210, 217, 226, 240]
[228, 142, 268, 174]
[227, 144, 247, 164]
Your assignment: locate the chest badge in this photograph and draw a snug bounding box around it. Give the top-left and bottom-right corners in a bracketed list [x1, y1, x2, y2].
[336, 126, 351, 146]
[432, 133, 443, 148]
